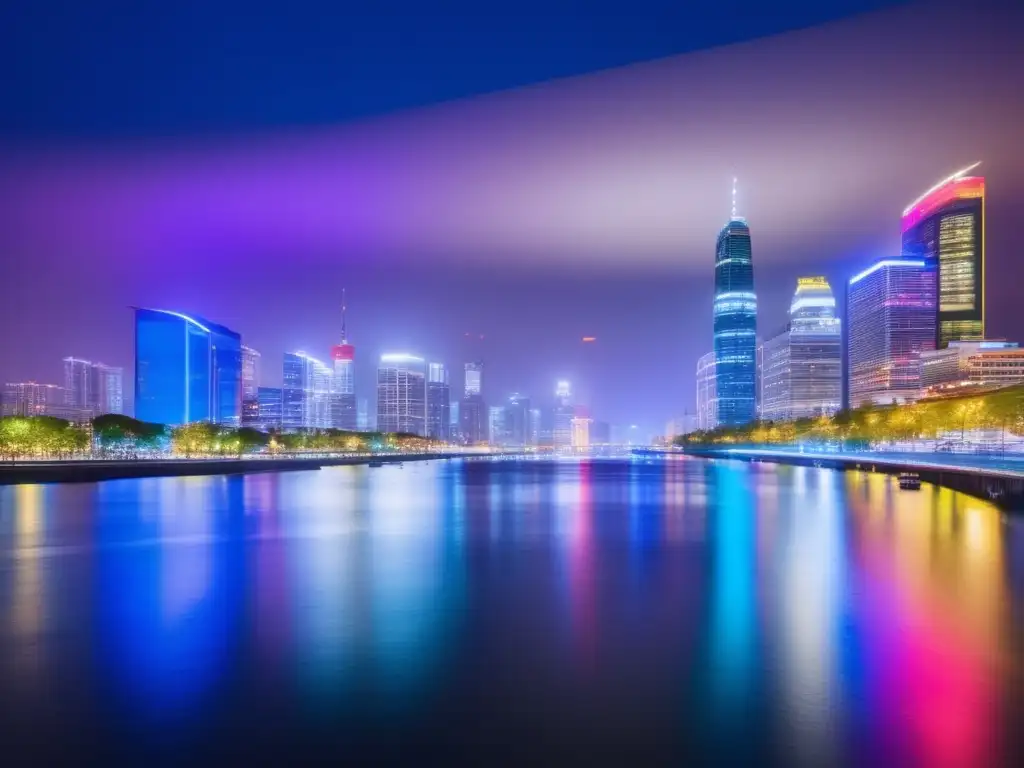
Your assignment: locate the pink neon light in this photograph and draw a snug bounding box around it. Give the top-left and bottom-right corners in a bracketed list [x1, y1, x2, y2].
[901, 177, 984, 233]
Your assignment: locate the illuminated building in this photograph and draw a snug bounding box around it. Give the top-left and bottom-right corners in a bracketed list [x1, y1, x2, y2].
[920, 341, 1024, 395]
[460, 361, 486, 444]
[529, 407, 542, 445]
[377, 353, 426, 435]
[504, 393, 531, 446]
[357, 397, 370, 431]
[2, 382, 76, 419]
[488, 406, 505, 445]
[696, 351, 717, 431]
[256, 386, 283, 430]
[282, 352, 333, 430]
[134, 308, 242, 426]
[570, 405, 592, 450]
[63, 357, 123, 417]
[759, 277, 842, 421]
[901, 163, 985, 348]
[241, 346, 261, 427]
[330, 293, 357, 430]
[426, 362, 451, 441]
[847, 259, 936, 407]
[713, 180, 757, 426]
[553, 380, 574, 448]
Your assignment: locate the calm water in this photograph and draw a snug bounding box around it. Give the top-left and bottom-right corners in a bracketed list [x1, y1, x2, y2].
[1, 458, 1022, 765]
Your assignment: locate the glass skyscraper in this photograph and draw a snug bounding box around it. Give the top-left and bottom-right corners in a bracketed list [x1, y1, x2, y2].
[847, 259, 936, 407]
[282, 352, 333, 430]
[134, 308, 242, 426]
[759, 277, 842, 422]
[901, 163, 985, 348]
[460, 361, 486, 444]
[553, 380, 573, 448]
[696, 351, 717, 431]
[256, 386, 283, 431]
[377, 354, 426, 436]
[713, 212, 757, 427]
[330, 298, 357, 431]
[426, 362, 451, 441]
[63, 357, 124, 417]
[241, 345, 261, 427]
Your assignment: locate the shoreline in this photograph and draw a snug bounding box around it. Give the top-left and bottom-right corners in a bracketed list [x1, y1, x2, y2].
[0, 452, 484, 485]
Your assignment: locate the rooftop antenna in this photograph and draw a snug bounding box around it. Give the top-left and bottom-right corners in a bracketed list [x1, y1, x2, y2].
[731, 176, 739, 220]
[341, 288, 348, 343]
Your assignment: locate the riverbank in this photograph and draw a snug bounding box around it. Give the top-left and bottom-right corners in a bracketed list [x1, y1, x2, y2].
[0, 452, 484, 485]
[643, 446, 1024, 511]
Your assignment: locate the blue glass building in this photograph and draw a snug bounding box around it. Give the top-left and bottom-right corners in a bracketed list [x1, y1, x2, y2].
[134, 308, 242, 426]
[713, 217, 758, 427]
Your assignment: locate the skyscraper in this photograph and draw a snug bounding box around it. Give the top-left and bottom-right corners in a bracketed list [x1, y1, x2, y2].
[2, 382, 72, 419]
[256, 386, 283, 431]
[760, 277, 843, 421]
[377, 353, 426, 435]
[571, 405, 592, 450]
[504, 393, 531, 446]
[901, 163, 985, 348]
[134, 308, 242, 426]
[488, 406, 505, 446]
[426, 362, 451, 441]
[553, 380, 574, 448]
[712, 180, 757, 427]
[241, 345, 261, 427]
[282, 352, 333, 430]
[696, 351, 717, 431]
[847, 259, 936, 407]
[330, 292, 358, 430]
[63, 357, 124, 417]
[460, 361, 486, 444]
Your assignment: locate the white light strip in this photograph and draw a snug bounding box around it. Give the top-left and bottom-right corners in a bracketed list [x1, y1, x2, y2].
[901, 162, 982, 217]
[849, 259, 925, 286]
[145, 308, 211, 333]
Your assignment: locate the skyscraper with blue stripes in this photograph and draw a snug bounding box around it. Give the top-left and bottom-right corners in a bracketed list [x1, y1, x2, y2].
[712, 181, 758, 427]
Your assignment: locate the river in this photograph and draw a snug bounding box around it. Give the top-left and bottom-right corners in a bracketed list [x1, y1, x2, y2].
[1, 458, 1022, 765]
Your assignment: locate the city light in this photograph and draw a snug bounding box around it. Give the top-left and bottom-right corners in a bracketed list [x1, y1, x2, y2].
[848, 259, 925, 286]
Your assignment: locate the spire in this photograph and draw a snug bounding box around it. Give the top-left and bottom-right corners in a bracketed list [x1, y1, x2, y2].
[731, 176, 738, 220]
[341, 288, 348, 343]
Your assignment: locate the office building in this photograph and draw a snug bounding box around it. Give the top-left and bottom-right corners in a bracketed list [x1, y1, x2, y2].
[571, 405, 592, 450]
[241, 346, 261, 427]
[553, 380, 574, 448]
[426, 362, 451, 441]
[330, 296, 358, 431]
[696, 351, 717, 431]
[919, 341, 1024, 395]
[282, 352, 333, 430]
[529, 407, 542, 446]
[134, 308, 242, 426]
[504, 393, 531, 446]
[712, 182, 757, 426]
[460, 361, 487, 444]
[357, 398, 370, 431]
[847, 259, 936, 407]
[63, 357, 124, 417]
[488, 406, 505, 446]
[901, 163, 985, 348]
[377, 353, 426, 435]
[2, 382, 76, 419]
[256, 386, 283, 431]
[759, 277, 843, 422]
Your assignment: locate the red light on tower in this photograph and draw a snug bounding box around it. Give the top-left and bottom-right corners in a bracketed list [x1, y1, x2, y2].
[332, 343, 355, 361]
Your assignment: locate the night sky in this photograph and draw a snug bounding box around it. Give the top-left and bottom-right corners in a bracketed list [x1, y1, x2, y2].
[2, 0, 1022, 436]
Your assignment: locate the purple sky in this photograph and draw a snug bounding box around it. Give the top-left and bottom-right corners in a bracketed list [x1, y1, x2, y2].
[1, 1, 1023, 434]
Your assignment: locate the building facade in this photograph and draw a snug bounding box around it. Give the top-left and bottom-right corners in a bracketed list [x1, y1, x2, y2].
[460, 362, 487, 444]
[282, 352, 333, 430]
[504, 393, 531, 446]
[377, 354, 426, 435]
[920, 341, 1024, 395]
[426, 362, 451, 441]
[2, 382, 78, 420]
[256, 386, 283, 431]
[241, 345, 261, 427]
[330, 302, 357, 431]
[696, 351, 717, 431]
[713, 215, 757, 426]
[901, 163, 985, 348]
[553, 380, 574, 448]
[847, 259, 937, 407]
[134, 308, 242, 426]
[63, 357, 124, 417]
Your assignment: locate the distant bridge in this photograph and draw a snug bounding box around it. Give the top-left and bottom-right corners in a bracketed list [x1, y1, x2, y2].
[636, 446, 1024, 511]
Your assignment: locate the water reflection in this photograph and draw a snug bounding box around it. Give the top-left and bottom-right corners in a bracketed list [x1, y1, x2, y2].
[0, 460, 1021, 763]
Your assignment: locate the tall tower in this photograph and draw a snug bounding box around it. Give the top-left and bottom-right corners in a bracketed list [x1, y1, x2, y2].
[377, 353, 426, 436]
[330, 290, 358, 430]
[712, 179, 757, 427]
[901, 163, 985, 348]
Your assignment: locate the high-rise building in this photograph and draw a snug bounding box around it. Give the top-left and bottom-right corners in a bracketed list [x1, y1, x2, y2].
[553, 380, 574, 448]
[426, 362, 451, 441]
[460, 361, 487, 444]
[901, 163, 985, 348]
[134, 308, 242, 426]
[357, 398, 370, 431]
[504, 393, 531, 446]
[282, 352, 333, 430]
[330, 293, 358, 431]
[571, 405, 592, 450]
[529, 407, 542, 446]
[241, 346, 261, 427]
[488, 406, 505, 446]
[919, 341, 1024, 395]
[696, 351, 717, 431]
[847, 259, 937, 407]
[63, 357, 124, 417]
[256, 386, 283, 431]
[712, 181, 757, 427]
[760, 277, 843, 422]
[2, 382, 75, 419]
[377, 353, 426, 435]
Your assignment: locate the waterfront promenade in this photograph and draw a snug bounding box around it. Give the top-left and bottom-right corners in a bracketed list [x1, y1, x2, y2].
[0, 451, 487, 485]
[646, 446, 1024, 511]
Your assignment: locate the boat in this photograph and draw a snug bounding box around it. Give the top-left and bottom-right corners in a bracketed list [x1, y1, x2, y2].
[898, 472, 921, 490]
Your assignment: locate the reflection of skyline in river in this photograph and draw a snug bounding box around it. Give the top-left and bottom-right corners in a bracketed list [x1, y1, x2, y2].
[0, 459, 1020, 762]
